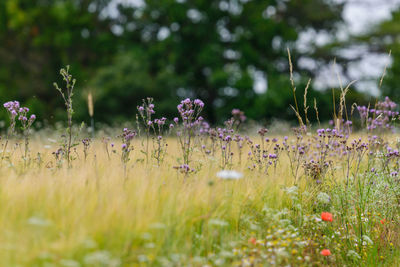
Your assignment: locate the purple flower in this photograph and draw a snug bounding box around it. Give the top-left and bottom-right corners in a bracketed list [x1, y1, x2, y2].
[18, 116, 27, 121]
[194, 99, 204, 108]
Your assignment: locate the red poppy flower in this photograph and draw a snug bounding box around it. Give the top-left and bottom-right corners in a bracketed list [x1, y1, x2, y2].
[321, 212, 333, 222]
[380, 219, 386, 225]
[248, 237, 257, 245]
[321, 249, 331, 256]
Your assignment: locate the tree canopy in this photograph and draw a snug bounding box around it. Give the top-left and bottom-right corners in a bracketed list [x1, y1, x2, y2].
[0, 0, 356, 125]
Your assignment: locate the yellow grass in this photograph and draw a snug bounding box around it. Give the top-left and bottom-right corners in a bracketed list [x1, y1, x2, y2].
[0, 138, 289, 266]
[0, 135, 398, 266]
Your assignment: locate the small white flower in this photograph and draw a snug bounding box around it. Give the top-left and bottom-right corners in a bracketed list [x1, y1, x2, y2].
[27, 216, 52, 227]
[362, 235, 373, 245]
[149, 222, 166, 229]
[317, 192, 331, 205]
[59, 259, 80, 267]
[137, 254, 148, 262]
[216, 170, 243, 180]
[347, 250, 361, 260]
[208, 219, 229, 227]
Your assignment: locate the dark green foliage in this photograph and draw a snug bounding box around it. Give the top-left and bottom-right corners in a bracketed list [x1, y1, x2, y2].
[0, 0, 347, 125]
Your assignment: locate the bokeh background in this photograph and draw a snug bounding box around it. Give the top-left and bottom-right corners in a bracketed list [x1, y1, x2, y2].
[1, 0, 400, 126]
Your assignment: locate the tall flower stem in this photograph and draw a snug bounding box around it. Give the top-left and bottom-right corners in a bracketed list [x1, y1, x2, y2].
[54, 66, 76, 167]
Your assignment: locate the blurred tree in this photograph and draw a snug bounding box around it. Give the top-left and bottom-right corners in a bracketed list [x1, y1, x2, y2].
[0, 0, 117, 122]
[360, 8, 400, 102]
[0, 0, 345, 125]
[89, 49, 183, 123]
[106, 0, 344, 123]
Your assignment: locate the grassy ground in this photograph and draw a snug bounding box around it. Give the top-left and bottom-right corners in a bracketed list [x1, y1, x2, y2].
[0, 135, 398, 266]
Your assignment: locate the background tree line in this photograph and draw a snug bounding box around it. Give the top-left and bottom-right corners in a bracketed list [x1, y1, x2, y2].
[0, 0, 395, 127]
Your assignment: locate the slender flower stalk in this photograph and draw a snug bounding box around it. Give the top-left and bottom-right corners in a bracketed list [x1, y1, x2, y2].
[53, 66, 76, 167]
[2, 101, 20, 163]
[18, 107, 36, 163]
[176, 98, 204, 166]
[2, 101, 35, 165]
[137, 98, 155, 164]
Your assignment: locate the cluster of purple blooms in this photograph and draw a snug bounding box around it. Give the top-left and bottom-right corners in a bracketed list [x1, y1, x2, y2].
[5, 94, 400, 184]
[121, 128, 137, 146]
[231, 109, 246, 122]
[137, 99, 400, 183]
[152, 117, 168, 138]
[153, 117, 166, 126]
[215, 128, 235, 168]
[225, 109, 246, 130]
[176, 98, 205, 165]
[137, 103, 155, 115]
[119, 128, 137, 164]
[137, 98, 156, 132]
[4, 101, 36, 134]
[245, 131, 281, 173]
[18, 107, 36, 129]
[104, 96, 400, 177]
[357, 97, 399, 131]
[385, 146, 400, 158]
[4, 101, 20, 117]
[3, 100, 37, 162]
[177, 98, 204, 126]
[173, 164, 195, 174]
[316, 128, 345, 138]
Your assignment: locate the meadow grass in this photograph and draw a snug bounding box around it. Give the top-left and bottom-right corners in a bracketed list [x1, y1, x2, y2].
[0, 138, 282, 266]
[0, 134, 398, 266]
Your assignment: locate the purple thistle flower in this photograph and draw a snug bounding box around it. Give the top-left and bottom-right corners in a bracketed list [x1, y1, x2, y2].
[194, 99, 204, 108]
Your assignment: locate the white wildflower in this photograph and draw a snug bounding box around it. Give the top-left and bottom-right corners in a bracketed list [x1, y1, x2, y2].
[347, 250, 361, 260]
[362, 235, 373, 245]
[208, 219, 229, 227]
[60, 259, 81, 267]
[216, 170, 243, 180]
[27, 216, 52, 227]
[317, 192, 331, 205]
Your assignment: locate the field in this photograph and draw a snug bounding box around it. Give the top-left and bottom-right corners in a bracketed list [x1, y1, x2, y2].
[0, 132, 399, 266]
[1, 97, 400, 266]
[1, 1, 398, 265]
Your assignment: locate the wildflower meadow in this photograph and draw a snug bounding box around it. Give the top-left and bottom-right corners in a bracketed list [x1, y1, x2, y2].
[0, 65, 398, 267]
